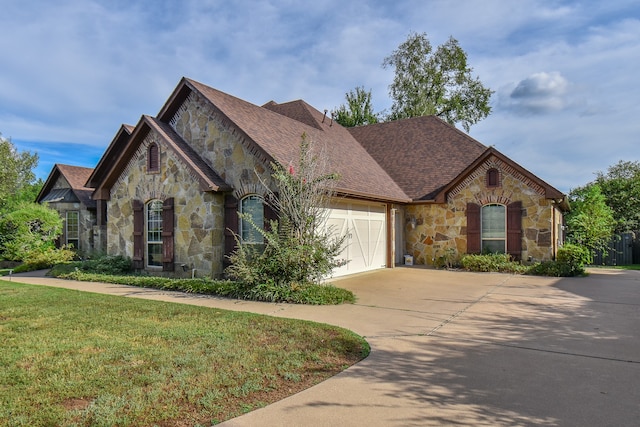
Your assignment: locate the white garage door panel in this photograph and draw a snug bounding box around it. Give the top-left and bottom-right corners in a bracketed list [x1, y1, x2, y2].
[325, 201, 387, 277]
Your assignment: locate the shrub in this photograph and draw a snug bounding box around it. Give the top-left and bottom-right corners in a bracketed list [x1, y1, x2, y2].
[50, 269, 355, 305]
[557, 243, 590, 276]
[526, 244, 590, 277]
[80, 255, 133, 275]
[226, 134, 347, 295]
[0, 202, 63, 261]
[433, 247, 459, 269]
[526, 261, 572, 277]
[460, 253, 529, 274]
[12, 247, 75, 273]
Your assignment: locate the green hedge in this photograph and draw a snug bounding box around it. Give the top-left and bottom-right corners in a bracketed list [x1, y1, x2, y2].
[461, 245, 589, 277]
[460, 253, 529, 274]
[51, 269, 355, 305]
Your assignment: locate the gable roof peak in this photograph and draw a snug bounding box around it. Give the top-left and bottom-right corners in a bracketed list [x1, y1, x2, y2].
[36, 163, 96, 208]
[262, 99, 326, 130]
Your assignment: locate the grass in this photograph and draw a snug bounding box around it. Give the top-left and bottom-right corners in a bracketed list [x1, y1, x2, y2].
[0, 281, 369, 426]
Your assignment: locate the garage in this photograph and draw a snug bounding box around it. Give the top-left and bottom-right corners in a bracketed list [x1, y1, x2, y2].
[324, 200, 387, 277]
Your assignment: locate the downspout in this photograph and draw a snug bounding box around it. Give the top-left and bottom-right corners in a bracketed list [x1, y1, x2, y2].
[389, 207, 397, 268]
[386, 204, 396, 268]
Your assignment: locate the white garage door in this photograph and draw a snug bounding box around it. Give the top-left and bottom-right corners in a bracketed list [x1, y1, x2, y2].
[324, 200, 387, 277]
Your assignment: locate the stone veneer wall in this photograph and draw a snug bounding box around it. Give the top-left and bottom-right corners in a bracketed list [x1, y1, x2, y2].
[107, 132, 225, 277]
[107, 90, 277, 277]
[169, 91, 276, 195]
[405, 156, 562, 265]
[50, 175, 96, 254]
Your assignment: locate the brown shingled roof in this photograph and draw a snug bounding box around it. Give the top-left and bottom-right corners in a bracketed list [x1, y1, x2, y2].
[182, 78, 410, 202]
[92, 115, 231, 198]
[37, 164, 96, 209]
[348, 116, 487, 200]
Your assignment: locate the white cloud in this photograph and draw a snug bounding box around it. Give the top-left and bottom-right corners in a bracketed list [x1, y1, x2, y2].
[504, 71, 570, 114]
[1, 0, 639, 193]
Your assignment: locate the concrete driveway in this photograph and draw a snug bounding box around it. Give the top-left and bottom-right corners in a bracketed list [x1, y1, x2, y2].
[8, 267, 640, 426]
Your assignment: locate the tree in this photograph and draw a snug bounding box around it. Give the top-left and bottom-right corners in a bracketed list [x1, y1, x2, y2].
[594, 160, 640, 233]
[0, 134, 39, 212]
[334, 86, 379, 127]
[565, 184, 616, 261]
[226, 134, 347, 289]
[382, 32, 493, 132]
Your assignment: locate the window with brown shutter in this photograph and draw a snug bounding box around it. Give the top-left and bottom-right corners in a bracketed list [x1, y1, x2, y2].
[466, 203, 481, 254]
[224, 195, 239, 267]
[162, 198, 174, 272]
[507, 201, 522, 260]
[133, 200, 144, 269]
[486, 168, 500, 187]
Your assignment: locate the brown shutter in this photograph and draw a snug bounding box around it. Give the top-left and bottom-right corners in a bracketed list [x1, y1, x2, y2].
[507, 201, 522, 260]
[263, 195, 278, 232]
[224, 194, 239, 266]
[162, 197, 175, 272]
[133, 200, 144, 269]
[148, 143, 159, 171]
[466, 202, 481, 254]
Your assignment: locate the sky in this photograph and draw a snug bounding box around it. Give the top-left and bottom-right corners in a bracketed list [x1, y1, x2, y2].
[1, 0, 639, 194]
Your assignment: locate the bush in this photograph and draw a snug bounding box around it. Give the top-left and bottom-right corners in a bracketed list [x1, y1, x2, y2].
[557, 243, 590, 276]
[0, 202, 63, 261]
[226, 228, 345, 289]
[80, 255, 133, 275]
[528, 244, 590, 277]
[50, 269, 355, 305]
[460, 253, 529, 274]
[12, 247, 75, 273]
[526, 261, 572, 277]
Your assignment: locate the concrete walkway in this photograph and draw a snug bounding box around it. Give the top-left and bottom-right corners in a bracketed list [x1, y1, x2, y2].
[7, 267, 640, 426]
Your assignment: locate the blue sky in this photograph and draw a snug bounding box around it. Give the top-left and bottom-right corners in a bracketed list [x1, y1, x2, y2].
[1, 0, 639, 193]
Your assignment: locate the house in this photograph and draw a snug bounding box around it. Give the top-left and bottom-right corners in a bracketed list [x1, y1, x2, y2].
[54, 77, 568, 277]
[36, 164, 97, 253]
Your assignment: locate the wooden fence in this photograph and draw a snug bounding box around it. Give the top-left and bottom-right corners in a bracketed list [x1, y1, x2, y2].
[592, 232, 638, 266]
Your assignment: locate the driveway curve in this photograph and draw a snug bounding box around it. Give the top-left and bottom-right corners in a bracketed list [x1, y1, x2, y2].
[9, 267, 640, 426]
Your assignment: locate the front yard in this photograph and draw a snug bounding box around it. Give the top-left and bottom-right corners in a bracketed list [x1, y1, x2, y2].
[0, 281, 369, 426]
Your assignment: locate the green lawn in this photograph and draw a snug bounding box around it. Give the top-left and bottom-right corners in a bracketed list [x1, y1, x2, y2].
[0, 281, 369, 426]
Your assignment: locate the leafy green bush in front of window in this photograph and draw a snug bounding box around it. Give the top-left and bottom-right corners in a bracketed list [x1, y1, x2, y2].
[460, 253, 529, 274]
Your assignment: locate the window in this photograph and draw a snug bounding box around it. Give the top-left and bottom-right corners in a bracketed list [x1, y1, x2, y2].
[148, 143, 159, 172]
[486, 168, 500, 187]
[146, 200, 163, 267]
[66, 211, 79, 249]
[481, 204, 506, 253]
[240, 195, 264, 244]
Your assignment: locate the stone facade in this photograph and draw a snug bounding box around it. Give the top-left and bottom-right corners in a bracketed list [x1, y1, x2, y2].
[404, 156, 564, 266]
[169, 91, 275, 195]
[107, 132, 225, 277]
[107, 91, 275, 278]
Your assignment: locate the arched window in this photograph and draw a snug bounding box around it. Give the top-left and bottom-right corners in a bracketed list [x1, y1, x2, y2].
[146, 199, 163, 266]
[481, 204, 506, 253]
[240, 195, 264, 244]
[147, 143, 159, 172]
[486, 168, 500, 187]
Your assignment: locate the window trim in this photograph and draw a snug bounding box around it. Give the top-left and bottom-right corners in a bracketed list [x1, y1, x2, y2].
[66, 210, 79, 249]
[486, 168, 500, 188]
[146, 199, 163, 268]
[481, 203, 506, 254]
[239, 194, 264, 244]
[147, 142, 159, 173]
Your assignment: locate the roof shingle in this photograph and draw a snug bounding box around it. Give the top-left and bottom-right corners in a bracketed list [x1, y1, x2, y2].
[348, 116, 487, 200]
